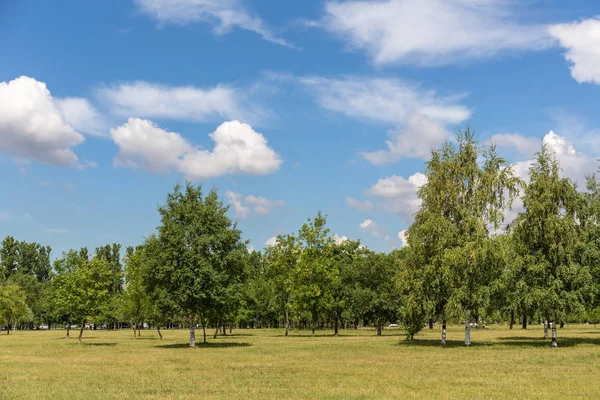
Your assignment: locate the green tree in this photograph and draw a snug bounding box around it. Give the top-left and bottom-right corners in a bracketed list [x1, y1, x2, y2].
[0, 283, 32, 334]
[402, 129, 521, 344]
[511, 145, 594, 347]
[290, 211, 336, 335]
[143, 183, 246, 347]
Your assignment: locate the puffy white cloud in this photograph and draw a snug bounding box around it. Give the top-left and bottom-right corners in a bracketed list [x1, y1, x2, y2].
[56, 97, 107, 136]
[346, 197, 373, 213]
[398, 230, 408, 247]
[320, 0, 552, 66]
[265, 236, 279, 247]
[299, 76, 470, 125]
[111, 119, 282, 180]
[225, 191, 285, 218]
[360, 219, 381, 237]
[0, 76, 85, 167]
[135, 0, 291, 46]
[367, 172, 427, 221]
[549, 18, 600, 85]
[333, 233, 349, 245]
[361, 114, 450, 164]
[98, 81, 265, 124]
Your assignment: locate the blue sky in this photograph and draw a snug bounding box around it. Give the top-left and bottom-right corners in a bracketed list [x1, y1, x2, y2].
[1, 0, 599, 256]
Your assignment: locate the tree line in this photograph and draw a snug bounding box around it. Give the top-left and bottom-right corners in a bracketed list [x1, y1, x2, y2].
[1, 128, 600, 348]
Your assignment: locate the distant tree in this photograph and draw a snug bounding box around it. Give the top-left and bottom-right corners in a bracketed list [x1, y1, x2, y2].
[328, 239, 361, 336]
[143, 183, 246, 347]
[290, 212, 336, 335]
[511, 145, 594, 347]
[264, 234, 300, 336]
[0, 236, 19, 281]
[0, 283, 32, 334]
[122, 246, 153, 339]
[95, 244, 123, 293]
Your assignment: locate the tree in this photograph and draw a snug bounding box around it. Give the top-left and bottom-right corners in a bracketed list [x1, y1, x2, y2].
[264, 234, 300, 336]
[346, 249, 401, 335]
[122, 246, 153, 339]
[52, 252, 113, 343]
[95, 244, 123, 294]
[290, 211, 336, 335]
[511, 145, 594, 347]
[143, 183, 246, 347]
[0, 283, 32, 334]
[402, 129, 521, 344]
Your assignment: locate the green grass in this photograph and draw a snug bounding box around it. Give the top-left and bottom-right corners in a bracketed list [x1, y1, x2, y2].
[1, 325, 600, 399]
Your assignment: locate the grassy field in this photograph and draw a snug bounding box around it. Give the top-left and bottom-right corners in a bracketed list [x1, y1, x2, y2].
[1, 325, 600, 399]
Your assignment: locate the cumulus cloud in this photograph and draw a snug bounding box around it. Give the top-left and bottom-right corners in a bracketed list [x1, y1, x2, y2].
[491, 132, 540, 158]
[98, 81, 266, 125]
[346, 197, 373, 213]
[549, 18, 600, 85]
[360, 219, 381, 237]
[57, 97, 107, 136]
[398, 230, 408, 247]
[333, 233, 349, 245]
[134, 0, 291, 47]
[0, 76, 85, 167]
[111, 118, 282, 180]
[367, 172, 427, 221]
[361, 114, 450, 164]
[265, 236, 279, 247]
[225, 191, 285, 218]
[299, 76, 470, 126]
[320, 0, 552, 66]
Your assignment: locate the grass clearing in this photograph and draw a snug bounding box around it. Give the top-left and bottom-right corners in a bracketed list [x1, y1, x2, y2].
[1, 325, 600, 399]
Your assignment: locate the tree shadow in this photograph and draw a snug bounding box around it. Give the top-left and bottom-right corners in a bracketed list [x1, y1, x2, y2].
[398, 336, 600, 348]
[396, 339, 491, 348]
[156, 342, 251, 349]
[82, 342, 117, 347]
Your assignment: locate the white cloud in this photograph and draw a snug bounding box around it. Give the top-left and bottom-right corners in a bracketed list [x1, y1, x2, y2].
[299, 76, 470, 125]
[360, 219, 381, 237]
[321, 0, 552, 66]
[46, 228, 69, 234]
[361, 114, 450, 164]
[367, 172, 427, 221]
[225, 191, 285, 218]
[265, 236, 279, 247]
[111, 118, 282, 180]
[0, 76, 85, 167]
[247, 244, 255, 253]
[134, 0, 291, 47]
[398, 230, 408, 247]
[346, 197, 373, 213]
[491, 133, 540, 158]
[98, 81, 265, 125]
[549, 18, 600, 85]
[333, 233, 349, 245]
[57, 97, 107, 136]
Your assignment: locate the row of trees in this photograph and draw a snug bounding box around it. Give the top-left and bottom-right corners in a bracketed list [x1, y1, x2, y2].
[1, 128, 600, 348]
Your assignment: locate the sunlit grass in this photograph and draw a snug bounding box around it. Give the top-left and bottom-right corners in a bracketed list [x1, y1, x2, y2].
[1, 325, 600, 399]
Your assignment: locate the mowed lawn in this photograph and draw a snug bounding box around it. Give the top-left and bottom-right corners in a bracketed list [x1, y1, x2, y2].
[1, 325, 600, 399]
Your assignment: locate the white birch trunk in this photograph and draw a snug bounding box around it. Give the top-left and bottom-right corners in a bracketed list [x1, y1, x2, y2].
[544, 320, 548, 339]
[465, 313, 471, 346]
[441, 320, 447, 345]
[551, 320, 557, 348]
[189, 325, 196, 347]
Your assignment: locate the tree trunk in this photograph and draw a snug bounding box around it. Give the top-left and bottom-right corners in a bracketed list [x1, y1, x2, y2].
[376, 321, 382, 336]
[133, 325, 136, 340]
[522, 313, 527, 329]
[334, 315, 339, 336]
[465, 312, 471, 346]
[312, 309, 316, 336]
[560, 321, 564, 329]
[157, 326, 163, 340]
[189, 325, 196, 347]
[78, 322, 85, 344]
[509, 311, 514, 329]
[213, 323, 219, 339]
[285, 307, 290, 337]
[66, 323, 70, 338]
[544, 318, 549, 339]
[229, 325, 232, 334]
[6, 325, 10, 335]
[551, 317, 557, 348]
[441, 320, 447, 345]
[203, 325, 207, 344]
[428, 318, 433, 330]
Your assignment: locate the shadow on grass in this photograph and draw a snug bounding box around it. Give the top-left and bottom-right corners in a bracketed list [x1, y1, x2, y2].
[398, 336, 600, 348]
[156, 342, 251, 349]
[82, 342, 117, 347]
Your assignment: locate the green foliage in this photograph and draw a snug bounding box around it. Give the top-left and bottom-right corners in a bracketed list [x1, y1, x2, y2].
[0, 283, 32, 329]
